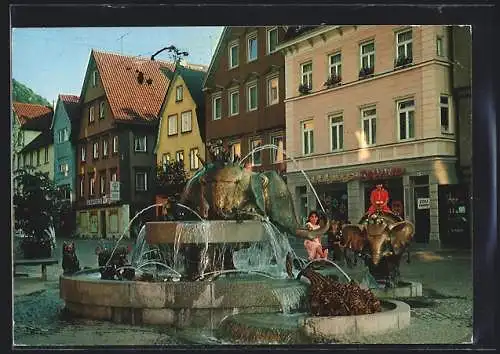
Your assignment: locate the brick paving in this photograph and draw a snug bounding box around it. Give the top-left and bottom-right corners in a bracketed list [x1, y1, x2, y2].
[13, 236, 473, 346]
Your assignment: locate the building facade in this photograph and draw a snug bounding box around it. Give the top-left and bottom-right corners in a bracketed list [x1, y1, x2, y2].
[203, 26, 287, 173]
[279, 25, 462, 247]
[75, 50, 174, 239]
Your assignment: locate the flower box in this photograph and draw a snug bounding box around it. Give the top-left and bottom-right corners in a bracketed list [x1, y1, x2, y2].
[358, 66, 374, 79]
[298, 83, 312, 95]
[324, 74, 342, 88]
[394, 56, 413, 69]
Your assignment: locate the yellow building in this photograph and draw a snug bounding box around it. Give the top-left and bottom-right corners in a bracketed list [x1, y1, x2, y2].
[155, 65, 207, 178]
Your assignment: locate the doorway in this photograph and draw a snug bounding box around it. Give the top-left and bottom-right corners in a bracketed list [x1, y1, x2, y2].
[413, 185, 431, 244]
[100, 210, 107, 239]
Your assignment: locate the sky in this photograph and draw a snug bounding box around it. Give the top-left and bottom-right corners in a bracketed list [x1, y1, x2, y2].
[11, 26, 224, 105]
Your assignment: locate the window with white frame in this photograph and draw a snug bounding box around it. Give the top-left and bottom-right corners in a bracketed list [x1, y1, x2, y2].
[135, 172, 147, 191]
[361, 107, 377, 146]
[99, 101, 105, 119]
[189, 148, 199, 170]
[64, 163, 69, 177]
[396, 29, 413, 61]
[100, 174, 106, 195]
[134, 136, 147, 152]
[81, 145, 86, 162]
[300, 62, 313, 89]
[229, 88, 239, 116]
[92, 70, 98, 87]
[58, 128, 69, 143]
[397, 99, 415, 140]
[247, 32, 258, 62]
[247, 82, 258, 111]
[250, 138, 262, 166]
[229, 142, 241, 161]
[328, 53, 342, 78]
[176, 85, 183, 101]
[267, 27, 278, 54]
[80, 177, 84, 197]
[271, 135, 284, 163]
[436, 36, 444, 56]
[103, 138, 109, 156]
[44, 147, 49, 163]
[176, 150, 184, 167]
[181, 111, 192, 133]
[112, 136, 118, 153]
[228, 41, 239, 69]
[302, 120, 314, 155]
[89, 106, 95, 123]
[212, 95, 222, 120]
[267, 76, 279, 105]
[162, 153, 170, 168]
[360, 41, 375, 69]
[111, 170, 118, 182]
[93, 141, 99, 159]
[168, 114, 178, 135]
[89, 175, 95, 195]
[330, 113, 344, 151]
[440, 95, 451, 133]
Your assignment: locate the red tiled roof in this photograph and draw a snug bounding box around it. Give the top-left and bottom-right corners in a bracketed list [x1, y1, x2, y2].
[59, 94, 79, 104]
[12, 102, 53, 127]
[92, 50, 176, 122]
[59, 94, 80, 122]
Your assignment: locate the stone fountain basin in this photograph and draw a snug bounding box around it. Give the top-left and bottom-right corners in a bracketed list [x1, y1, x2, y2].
[59, 269, 308, 328]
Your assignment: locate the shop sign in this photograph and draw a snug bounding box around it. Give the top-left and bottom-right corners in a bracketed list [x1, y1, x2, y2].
[359, 167, 405, 181]
[417, 198, 430, 210]
[110, 181, 120, 201]
[86, 197, 112, 206]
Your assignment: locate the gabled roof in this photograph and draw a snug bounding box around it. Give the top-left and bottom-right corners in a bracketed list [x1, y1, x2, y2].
[155, 64, 207, 153]
[81, 49, 176, 122]
[59, 94, 80, 122]
[12, 102, 53, 130]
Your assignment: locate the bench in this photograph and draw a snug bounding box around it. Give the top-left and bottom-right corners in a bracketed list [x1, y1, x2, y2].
[14, 258, 59, 281]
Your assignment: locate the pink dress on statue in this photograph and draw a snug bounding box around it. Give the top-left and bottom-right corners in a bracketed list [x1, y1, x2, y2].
[304, 222, 328, 260]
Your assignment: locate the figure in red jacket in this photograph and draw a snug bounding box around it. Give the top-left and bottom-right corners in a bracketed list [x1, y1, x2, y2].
[367, 182, 392, 215]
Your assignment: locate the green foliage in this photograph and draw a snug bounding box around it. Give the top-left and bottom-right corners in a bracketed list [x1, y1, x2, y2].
[155, 161, 188, 201]
[13, 168, 71, 239]
[12, 79, 52, 106]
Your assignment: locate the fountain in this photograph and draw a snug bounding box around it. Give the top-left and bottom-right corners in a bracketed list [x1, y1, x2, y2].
[59, 142, 411, 343]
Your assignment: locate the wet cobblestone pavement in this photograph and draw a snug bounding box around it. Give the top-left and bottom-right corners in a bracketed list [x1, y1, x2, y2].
[13, 238, 473, 346]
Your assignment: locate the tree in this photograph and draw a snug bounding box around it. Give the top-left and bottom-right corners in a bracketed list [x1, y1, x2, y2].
[12, 79, 52, 107]
[154, 160, 188, 201]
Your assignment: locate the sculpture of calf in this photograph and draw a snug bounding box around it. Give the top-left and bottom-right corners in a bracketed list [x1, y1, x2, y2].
[62, 241, 81, 274]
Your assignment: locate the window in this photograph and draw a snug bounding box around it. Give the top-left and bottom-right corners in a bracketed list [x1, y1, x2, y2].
[212, 95, 222, 120]
[300, 62, 313, 89]
[229, 41, 239, 69]
[176, 150, 184, 167]
[92, 70, 98, 87]
[175, 86, 183, 102]
[135, 172, 147, 192]
[302, 120, 314, 155]
[111, 171, 118, 182]
[229, 142, 241, 161]
[361, 107, 377, 146]
[360, 41, 375, 69]
[89, 175, 95, 196]
[59, 163, 69, 177]
[81, 145, 86, 162]
[112, 136, 118, 153]
[93, 141, 99, 159]
[247, 82, 258, 111]
[190, 148, 200, 170]
[99, 101, 105, 119]
[271, 136, 284, 163]
[17, 131, 24, 146]
[250, 138, 262, 166]
[267, 76, 279, 106]
[229, 88, 239, 116]
[134, 136, 147, 152]
[181, 111, 192, 133]
[58, 128, 69, 143]
[162, 153, 170, 169]
[247, 32, 258, 62]
[396, 29, 413, 61]
[44, 147, 49, 163]
[103, 138, 109, 156]
[100, 174, 106, 195]
[89, 106, 95, 123]
[436, 36, 444, 56]
[397, 99, 415, 140]
[36, 150, 41, 166]
[17, 155, 22, 169]
[440, 95, 451, 133]
[267, 27, 278, 54]
[29, 152, 34, 166]
[328, 53, 342, 78]
[168, 114, 178, 135]
[80, 177, 84, 197]
[330, 113, 344, 151]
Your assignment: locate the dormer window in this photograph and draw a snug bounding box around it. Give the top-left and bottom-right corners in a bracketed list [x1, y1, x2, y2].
[99, 101, 105, 119]
[229, 41, 239, 69]
[92, 70, 98, 87]
[176, 86, 183, 102]
[89, 106, 95, 123]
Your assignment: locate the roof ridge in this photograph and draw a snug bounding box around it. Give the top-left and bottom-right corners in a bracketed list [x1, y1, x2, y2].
[92, 48, 175, 67]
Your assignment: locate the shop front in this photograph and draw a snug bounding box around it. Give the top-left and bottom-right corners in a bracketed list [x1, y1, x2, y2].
[76, 198, 130, 239]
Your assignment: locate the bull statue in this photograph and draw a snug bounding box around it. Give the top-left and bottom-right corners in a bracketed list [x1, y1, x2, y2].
[174, 143, 329, 241]
[341, 211, 415, 287]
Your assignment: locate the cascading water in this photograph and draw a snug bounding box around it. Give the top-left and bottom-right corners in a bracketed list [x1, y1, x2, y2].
[271, 286, 307, 314]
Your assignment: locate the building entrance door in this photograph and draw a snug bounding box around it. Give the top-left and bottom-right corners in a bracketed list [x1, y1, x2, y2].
[414, 186, 430, 243]
[100, 210, 107, 239]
